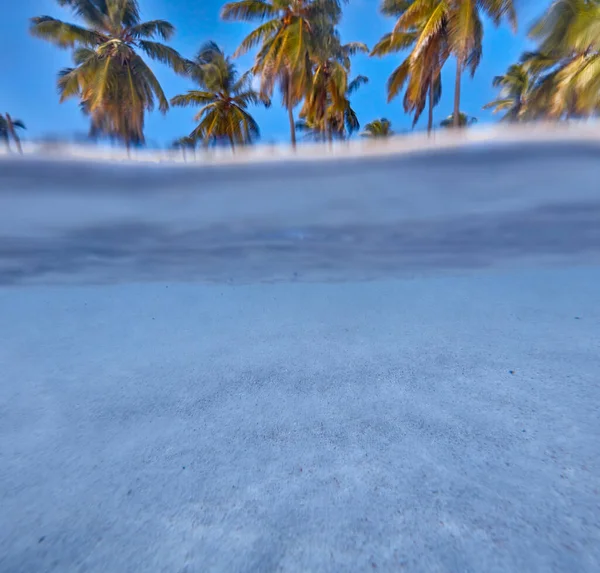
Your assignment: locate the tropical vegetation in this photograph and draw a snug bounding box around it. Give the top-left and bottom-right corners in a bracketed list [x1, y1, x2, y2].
[298, 34, 369, 143]
[440, 111, 477, 128]
[171, 42, 270, 150]
[483, 63, 533, 121]
[370, 0, 449, 134]
[361, 118, 394, 138]
[220, 0, 364, 147]
[30, 0, 188, 150]
[486, 0, 600, 122]
[372, 0, 517, 129]
[0, 114, 26, 154]
[12, 0, 600, 154]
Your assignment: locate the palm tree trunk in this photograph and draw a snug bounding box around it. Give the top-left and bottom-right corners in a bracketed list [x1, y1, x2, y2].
[427, 74, 434, 136]
[6, 114, 22, 155]
[288, 106, 296, 149]
[285, 71, 297, 149]
[567, 95, 577, 120]
[229, 134, 236, 153]
[12, 133, 22, 155]
[453, 58, 462, 128]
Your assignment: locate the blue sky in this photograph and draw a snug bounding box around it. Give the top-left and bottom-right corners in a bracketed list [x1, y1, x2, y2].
[3, 0, 548, 146]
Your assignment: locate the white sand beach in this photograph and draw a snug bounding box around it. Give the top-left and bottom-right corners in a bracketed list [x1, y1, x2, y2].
[1, 132, 599, 572]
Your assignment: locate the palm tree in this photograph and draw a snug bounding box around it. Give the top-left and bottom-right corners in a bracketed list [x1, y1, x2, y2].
[524, 0, 600, 119]
[440, 111, 477, 127]
[297, 74, 368, 141]
[371, 0, 449, 135]
[361, 118, 394, 138]
[515, 51, 560, 119]
[483, 63, 534, 121]
[299, 26, 369, 142]
[170, 43, 270, 151]
[221, 0, 346, 148]
[448, 0, 517, 127]
[0, 114, 26, 154]
[30, 0, 188, 149]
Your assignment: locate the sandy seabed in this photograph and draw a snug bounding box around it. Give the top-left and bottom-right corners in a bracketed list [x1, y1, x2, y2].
[1, 128, 599, 572]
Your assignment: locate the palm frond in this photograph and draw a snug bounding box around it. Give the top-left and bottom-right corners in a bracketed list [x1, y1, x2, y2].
[129, 20, 175, 41]
[221, 0, 278, 22]
[393, 0, 444, 33]
[387, 59, 411, 101]
[131, 54, 169, 112]
[137, 40, 188, 74]
[237, 107, 261, 140]
[347, 75, 368, 95]
[343, 42, 369, 56]
[58, 66, 83, 101]
[465, 11, 483, 76]
[170, 91, 216, 107]
[113, 0, 142, 29]
[380, 0, 413, 17]
[29, 16, 104, 47]
[55, 0, 107, 28]
[233, 90, 263, 107]
[483, 97, 514, 111]
[234, 20, 280, 57]
[344, 105, 360, 134]
[72, 46, 96, 65]
[411, 2, 448, 60]
[88, 54, 114, 111]
[194, 41, 224, 64]
[448, 0, 479, 61]
[370, 32, 416, 56]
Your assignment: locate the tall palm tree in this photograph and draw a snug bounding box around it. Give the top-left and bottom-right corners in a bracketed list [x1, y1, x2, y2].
[371, 0, 449, 135]
[440, 111, 477, 127]
[524, 0, 600, 119]
[361, 118, 394, 138]
[221, 0, 346, 148]
[30, 0, 187, 149]
[0, 114, 26, 154]
[297, 74, 368, 141]
[448, 0, 517, 127]
[299, 27, 368, 142]
[483, 63, 534, 121]
[170, 43, 270, 151]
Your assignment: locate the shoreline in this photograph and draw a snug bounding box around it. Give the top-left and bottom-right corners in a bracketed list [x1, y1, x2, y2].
[3, 121, 600, 167]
